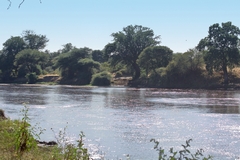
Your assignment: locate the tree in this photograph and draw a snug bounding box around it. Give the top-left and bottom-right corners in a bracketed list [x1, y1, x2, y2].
[153, 51, 205, 88]
[2, 36, 25, 56]
[0, 36, 25, 81]
[183, 48, 204, 71]
[15, 49, 49, 76]
[91, 50, 105, 63]
[61, 43, 75, 53]
[56, 47, 91, 78]
[0, 31, 49, 82]
[138, 46, 173, 76]
[110, 25, 160, 80]
[77, 58, 101, 84]
[22, 30, 49, 50]
[197, 22, 240, 84]
[56, 47, 100, 84]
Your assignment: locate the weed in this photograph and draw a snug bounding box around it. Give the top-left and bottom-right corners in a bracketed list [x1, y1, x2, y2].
[150, 138, 213, 160]
[14, 105, 45, 158]
[52, 126, 90, 160]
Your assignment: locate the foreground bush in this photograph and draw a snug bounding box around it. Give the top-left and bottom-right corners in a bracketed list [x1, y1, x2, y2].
[91, 71, 111, 86]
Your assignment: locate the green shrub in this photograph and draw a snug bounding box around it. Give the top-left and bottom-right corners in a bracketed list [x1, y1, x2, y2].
[26, 72, 38, 84]
[91, 71, 111, 86]
[151, 139, 213, 160]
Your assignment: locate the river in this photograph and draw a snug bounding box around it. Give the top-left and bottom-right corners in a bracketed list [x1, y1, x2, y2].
[0, 84, 240, 159]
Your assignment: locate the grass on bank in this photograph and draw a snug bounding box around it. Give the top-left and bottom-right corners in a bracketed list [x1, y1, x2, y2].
[0, 119, 57, 159]
[0, 107, 90, 160]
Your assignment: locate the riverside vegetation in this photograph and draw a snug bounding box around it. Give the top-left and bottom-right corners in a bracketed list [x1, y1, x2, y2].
[1, 22, 240, 89]
[0, 107, 212, 160]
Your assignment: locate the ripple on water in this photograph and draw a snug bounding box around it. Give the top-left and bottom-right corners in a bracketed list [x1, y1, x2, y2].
[1, 86, 240, 159]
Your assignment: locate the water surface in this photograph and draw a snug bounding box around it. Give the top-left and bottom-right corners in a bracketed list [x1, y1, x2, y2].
[0, 84, 240, 159]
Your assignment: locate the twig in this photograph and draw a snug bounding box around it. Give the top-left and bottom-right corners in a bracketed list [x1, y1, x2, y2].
[19, 0, 25, 8]
[7, 0, 42, 9]
[7, 0, 11, 9]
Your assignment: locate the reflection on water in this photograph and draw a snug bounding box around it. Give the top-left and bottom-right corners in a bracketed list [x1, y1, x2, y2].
[0, 84, 240, 159]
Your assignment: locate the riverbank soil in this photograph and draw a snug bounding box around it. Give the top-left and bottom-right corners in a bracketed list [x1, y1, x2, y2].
[112, 77, 132, 86]
[38, 74, 61, 83]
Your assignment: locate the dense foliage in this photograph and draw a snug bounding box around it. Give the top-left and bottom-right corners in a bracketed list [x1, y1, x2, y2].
[90, 71, 112, 86]
[55, 48, 100, 85]
[108, 25, 160, 80]
[197, 22, 240, 84]
[1, 22, 240, 88]
[0, 30, 48, 82]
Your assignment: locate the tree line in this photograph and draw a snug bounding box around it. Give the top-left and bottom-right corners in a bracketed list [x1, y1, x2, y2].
[0, 22, 240, 88]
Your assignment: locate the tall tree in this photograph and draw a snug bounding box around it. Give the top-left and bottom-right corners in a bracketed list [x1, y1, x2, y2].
[15, 49, 49, 76]
[55, 47, 100, 84]
[0, 36, 25, 81]
[22, 30, 49, 50]
[197, 22, 240, 84]
[110, 25, 160, 80]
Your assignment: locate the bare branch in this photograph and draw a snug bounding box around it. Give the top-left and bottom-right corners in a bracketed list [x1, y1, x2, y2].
[19, 0, 25, 8]
[7, 0, 42, 9]
[7, 0, 11, 9]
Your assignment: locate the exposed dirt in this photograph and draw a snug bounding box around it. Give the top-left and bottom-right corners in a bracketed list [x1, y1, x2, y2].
[38, 74, 61, 83]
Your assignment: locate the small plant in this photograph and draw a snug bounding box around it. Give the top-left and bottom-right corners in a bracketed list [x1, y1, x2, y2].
[150, 139, 213, 160]
[14, 105, 44, 158]
[52, 126, 90, 160]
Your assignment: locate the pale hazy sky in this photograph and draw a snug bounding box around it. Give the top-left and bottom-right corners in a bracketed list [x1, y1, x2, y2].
[1, 0, 240, 53]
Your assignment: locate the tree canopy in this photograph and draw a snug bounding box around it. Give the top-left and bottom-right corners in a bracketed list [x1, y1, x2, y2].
[138, 46, 173, 76]
[91, 50, 105, 63]
[15, 49, 49, 76]
[22, 30, 49, 50]
[0, 36, 25, 81]
[197, 21, 240, 84]
[1, 22, 240, 88]
[0, 31, 48, 81]
[109, 25, 160, 80]
[55, 47, 100, 84]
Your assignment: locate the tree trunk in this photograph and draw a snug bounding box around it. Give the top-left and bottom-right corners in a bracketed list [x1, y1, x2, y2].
[222, 64, 228, 85]
[132, 63, 140, 80]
